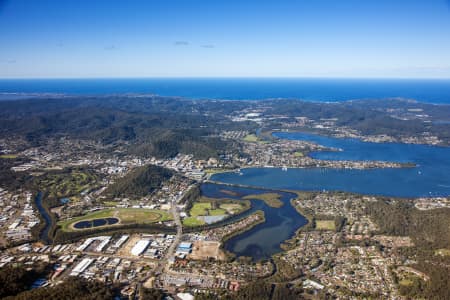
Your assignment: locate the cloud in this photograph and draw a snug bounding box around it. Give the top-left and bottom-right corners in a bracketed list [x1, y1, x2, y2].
[104, 45, 116, 50]
[201, 44, 215, 49]
[174, 41, 189, 46]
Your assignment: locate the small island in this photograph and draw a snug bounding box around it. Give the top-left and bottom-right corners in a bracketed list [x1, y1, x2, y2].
[243, 193, 284, 208]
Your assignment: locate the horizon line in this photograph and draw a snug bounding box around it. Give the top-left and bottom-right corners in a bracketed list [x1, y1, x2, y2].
[1, 76, 450, 80]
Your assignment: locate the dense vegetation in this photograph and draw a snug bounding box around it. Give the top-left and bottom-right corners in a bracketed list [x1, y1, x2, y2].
[0, 157, 32, 190]
[0, 264, 49, 298]
[2, 96, 449, 159]
[195, 282, 304, 300]
[5, 277, 115, 300]
[396, 263, 450, 300]
[104, 164, 173, 199]
[367, 200, 450, 249]
[367, 200, 450, 298]
[139, 287, 167, 300]
[265, 99, 450, 144]
[0, 96, 248, 159]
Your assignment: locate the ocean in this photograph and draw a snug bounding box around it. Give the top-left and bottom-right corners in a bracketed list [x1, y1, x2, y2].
[1, 78, 450, 103]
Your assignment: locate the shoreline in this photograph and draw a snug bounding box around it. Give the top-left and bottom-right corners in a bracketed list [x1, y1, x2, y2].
[270, 128, 449, 148]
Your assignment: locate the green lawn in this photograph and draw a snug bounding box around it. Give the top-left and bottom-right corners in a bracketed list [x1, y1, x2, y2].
[183, 216, 205, 226]
[316, 220, 336, 231]
[59, 208, 171, 231]
[36, 170, 97, 199]
[0, 154, 18, 159]
[102, 201, 119, 207]
[399, 279, 414, 286]
[209, 208, 227, 216]
[204, 168, 232, 175]
[243, 134, 259, 142]
[220, 203, 243, 214]
[190, 202, 211, 217]
[294, 151, 304, 157]
[435, 248, 450, 257]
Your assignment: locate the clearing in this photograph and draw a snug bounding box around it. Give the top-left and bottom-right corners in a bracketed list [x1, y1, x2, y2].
[316, 220, 336, 231]
[189, 241, 226, 261]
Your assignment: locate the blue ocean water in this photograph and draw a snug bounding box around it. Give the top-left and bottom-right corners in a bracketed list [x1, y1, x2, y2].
[212, 132, 450, 198]
[1, 78, 450, 103]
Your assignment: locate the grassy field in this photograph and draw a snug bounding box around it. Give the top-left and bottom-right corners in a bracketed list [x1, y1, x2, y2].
[102, 201, 119, 207]
[190, 202, 212, 216]
[316, 220, 336, 231]
[204, 168, 232, 175]
[36, 170, 97, 200]
[435, 248, 450, 257]
[243, 193, 284, 208]
[294, 151, 304, 157]
[183, 216, 205, 226]
[243, 134, 259, 142]
[209, 208, 227, 216]
[399, 279, 414, 286]
[59, 208, 171, 231]
[0, 154, 18, 159]
[190, 202, 228, 216]
[220, 203, 243, 214]
[185, 199, 242, 226]
[185, 196, 250, 227]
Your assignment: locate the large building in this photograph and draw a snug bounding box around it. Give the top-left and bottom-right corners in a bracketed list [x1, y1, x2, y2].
[131, 240, 150, 256]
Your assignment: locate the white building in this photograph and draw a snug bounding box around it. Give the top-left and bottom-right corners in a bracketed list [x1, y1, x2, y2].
[131, 240, 150, 256]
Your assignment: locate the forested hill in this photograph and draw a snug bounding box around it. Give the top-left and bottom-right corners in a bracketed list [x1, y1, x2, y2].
[103, 165, 173, 199]
[1, 95, 450, 153]
[0, 96, 251, 159]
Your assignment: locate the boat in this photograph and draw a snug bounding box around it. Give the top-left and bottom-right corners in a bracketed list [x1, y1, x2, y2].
[282, 166, 288, 171]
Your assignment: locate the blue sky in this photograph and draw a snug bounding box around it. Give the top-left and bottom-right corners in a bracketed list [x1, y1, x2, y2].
[1, 0, 450, 78]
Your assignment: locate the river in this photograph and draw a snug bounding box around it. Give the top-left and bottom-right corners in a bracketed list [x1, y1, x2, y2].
[34, 192, 53, 244]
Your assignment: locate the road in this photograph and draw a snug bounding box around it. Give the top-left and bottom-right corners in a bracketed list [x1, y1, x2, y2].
[155, 196, 183, 275]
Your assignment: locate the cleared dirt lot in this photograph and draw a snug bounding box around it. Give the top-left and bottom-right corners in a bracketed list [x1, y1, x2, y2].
[117, 234, 141, 256]
[189, 241, 226, 261]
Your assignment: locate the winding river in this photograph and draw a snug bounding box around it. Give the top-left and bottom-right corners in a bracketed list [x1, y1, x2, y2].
[201, 183, 307, 261]
[34, 192, 53, 244]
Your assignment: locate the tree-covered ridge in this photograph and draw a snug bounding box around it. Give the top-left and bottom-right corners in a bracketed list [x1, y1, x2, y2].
[367, 200, 450, 299]
[367, 200, 450, 249]
[4, 277, 115, 300]
[1, 96, 449, 154]
[0, 96, 246, 159]
[104, 164, 173, 199]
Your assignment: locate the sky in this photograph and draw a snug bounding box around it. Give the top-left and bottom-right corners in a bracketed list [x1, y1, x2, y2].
[1, 0, 450, 78]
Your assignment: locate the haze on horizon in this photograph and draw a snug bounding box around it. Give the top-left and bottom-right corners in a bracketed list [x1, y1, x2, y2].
[1, 0, 450, 79]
